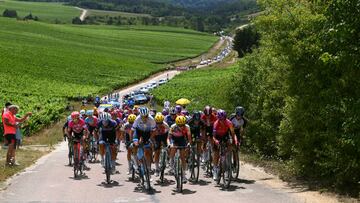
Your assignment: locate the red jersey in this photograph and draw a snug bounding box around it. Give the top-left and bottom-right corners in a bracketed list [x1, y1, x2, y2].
[201, 114, 217, 127]
[213, 119, 233, 138]
[69, 119, 87, 133]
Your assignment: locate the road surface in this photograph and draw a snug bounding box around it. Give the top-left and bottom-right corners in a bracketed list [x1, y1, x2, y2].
[0, 70, 338, 203]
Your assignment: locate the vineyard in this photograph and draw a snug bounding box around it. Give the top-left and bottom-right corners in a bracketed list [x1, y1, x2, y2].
[0, 17, 217, 134]
[0, 0, 80, 23]
[151, 66, 235, 112]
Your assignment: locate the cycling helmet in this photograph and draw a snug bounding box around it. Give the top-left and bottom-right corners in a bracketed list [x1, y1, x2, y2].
[139, 107, 149, 117]
[175, 105, 182, 114]
[150, 109, 157, 117]
[85, 110, 93, 116]
[99, 112, 111, 121]
[71, 111, 80, 119]
[155, 113, 164, 123]
[192, 111, 201, 120]
[235, 106, 245, 116]
[80, 109, 86, 115]
[67, 115, 72, 122]
[181, 109, 189, 116]
[169, 107, 176, 115]
[217, 109, 227, 120]
[162, 108, 169, 116]
[175, 116, 187, 126]
[127, 114, 137, 123]
[204, 105, 212, 115]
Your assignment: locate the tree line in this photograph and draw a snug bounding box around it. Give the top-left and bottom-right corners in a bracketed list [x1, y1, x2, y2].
[230, 0, 360, 195]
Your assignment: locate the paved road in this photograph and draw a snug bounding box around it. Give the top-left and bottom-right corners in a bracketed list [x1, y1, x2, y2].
[0, 70, 338, 203]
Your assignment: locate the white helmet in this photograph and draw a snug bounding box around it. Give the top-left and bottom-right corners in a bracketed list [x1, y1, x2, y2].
[99, 112, 111, 121]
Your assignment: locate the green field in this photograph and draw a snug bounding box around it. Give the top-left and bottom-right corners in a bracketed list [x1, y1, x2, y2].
[152, 66, 235, 112]
[0, 17, 217, 131]
[87, 9, 152, 18]
[0, 0, 80, 23]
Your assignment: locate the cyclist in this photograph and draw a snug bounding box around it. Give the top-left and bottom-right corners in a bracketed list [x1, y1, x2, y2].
[188, 111, 205, 157]
[97, 112, 118, 173]
[80, 110, 86, 119]
[85, 110, 98, 160]
[165, 107, 177, 127]
[153, 113, 170, 177]
[121, 114, 137, 175]
[212, 109, 238, 181]
[230, 106, 247, 146]
[168, 116, 192, 183]
[175, 105, 183, 116]
[131, 107, 156, 173]
[201, 105, 217, 161]
[68, 111, 89, 168]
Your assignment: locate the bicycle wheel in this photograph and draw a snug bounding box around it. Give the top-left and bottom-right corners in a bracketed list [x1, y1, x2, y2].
[232, 148, 240, 180]
[73, 143, 80, 178]
[105, 145, 111, 184]
[68, 141, 73, 166]
[223, 152, 232, 189]
[175, 155, 183, 193]
[194, 152, 200, 182]
[189, 148, 195, 181]
[143, 158, 151, 191]
[159, 149, 166, 183]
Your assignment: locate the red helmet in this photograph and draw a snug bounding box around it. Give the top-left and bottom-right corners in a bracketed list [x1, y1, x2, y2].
[71, 111, 80, 119]
[204, 106, 212, 115]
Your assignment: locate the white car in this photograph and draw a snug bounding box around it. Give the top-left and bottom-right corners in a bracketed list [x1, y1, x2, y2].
[140, 87, 149, 93]
[158, 79, 167, 85]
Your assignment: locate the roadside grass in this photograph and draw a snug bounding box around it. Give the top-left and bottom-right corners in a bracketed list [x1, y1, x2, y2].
[0, 0, 80, 23]
[0, 148, 46, 183]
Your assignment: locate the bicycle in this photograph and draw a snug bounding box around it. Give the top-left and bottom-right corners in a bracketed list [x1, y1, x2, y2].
[188, 140, 201, 183]
[103, 140, 113, 184]
[232, 144, 240, 180]
[73, 139, 84, 178]
[203, 139, 213, 177]
[136, 143, 151, 192]
[216, 140, 232, 189]
[88, 133, 98, 163]
[173, 146, 188, 193]
[159, 143, 168, 183]
[67, 136, 74, 166]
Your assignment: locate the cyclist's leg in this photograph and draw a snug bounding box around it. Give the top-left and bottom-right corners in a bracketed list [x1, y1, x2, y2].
[144, 147, 152, 171]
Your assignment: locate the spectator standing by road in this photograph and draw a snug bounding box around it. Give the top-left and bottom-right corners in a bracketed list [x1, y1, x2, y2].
[2, 102, 12, 147]
[3, 105, 32, 166]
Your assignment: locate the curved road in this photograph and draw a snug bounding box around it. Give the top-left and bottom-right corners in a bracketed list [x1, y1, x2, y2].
[0, 70, 338, 203]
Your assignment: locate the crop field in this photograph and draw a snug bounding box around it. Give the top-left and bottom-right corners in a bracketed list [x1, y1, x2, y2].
[0, 0, 80, 23]
[0, 17, 217, 132]
[151, 66, 236, 112]
[87, 9, 152, 18]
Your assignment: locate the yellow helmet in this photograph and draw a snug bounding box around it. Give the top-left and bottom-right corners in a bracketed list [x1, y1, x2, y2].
[154, 113, 164, 123]
[175, 116, 187, 126]
[128, 114, 137, 123]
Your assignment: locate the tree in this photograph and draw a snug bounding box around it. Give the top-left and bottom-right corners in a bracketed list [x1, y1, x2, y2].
[233, 25, 259, 58]
[3, 9, 17, 18]
[72, 17, 83, 24]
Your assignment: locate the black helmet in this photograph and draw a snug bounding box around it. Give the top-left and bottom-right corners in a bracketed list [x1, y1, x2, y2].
[235, 106, 245, 116]
[170, 107, 176, 115]
[192, 111, 201, 120]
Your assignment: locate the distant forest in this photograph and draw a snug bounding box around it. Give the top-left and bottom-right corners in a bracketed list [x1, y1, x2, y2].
[19, 0, 258, 32]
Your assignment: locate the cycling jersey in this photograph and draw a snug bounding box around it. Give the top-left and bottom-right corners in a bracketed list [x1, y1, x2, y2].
[230, 117, 245, 129]
[154, 122, 169, 150]
[201, 114, 217, 137]
[132, 116, 156, 143]
[121, 122, 133, 148]
[213, 119, 233, 139]
[169, 124, 190, 147]
[97, 120, 117, 144]
[165, 115, 176, 127]
[69, 119, 87, 140]
[188, 119, 205, 140]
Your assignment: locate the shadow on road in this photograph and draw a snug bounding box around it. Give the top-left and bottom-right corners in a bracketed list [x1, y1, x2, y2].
[97, 180, 123, 188]
[154, 179, 175, 187]
[233, 178, 256, 184]
[189, 179, 211, 186]
[133, 185, 161, 195]
[171, 188, 197, 195]
[68, 174, 90, 180]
